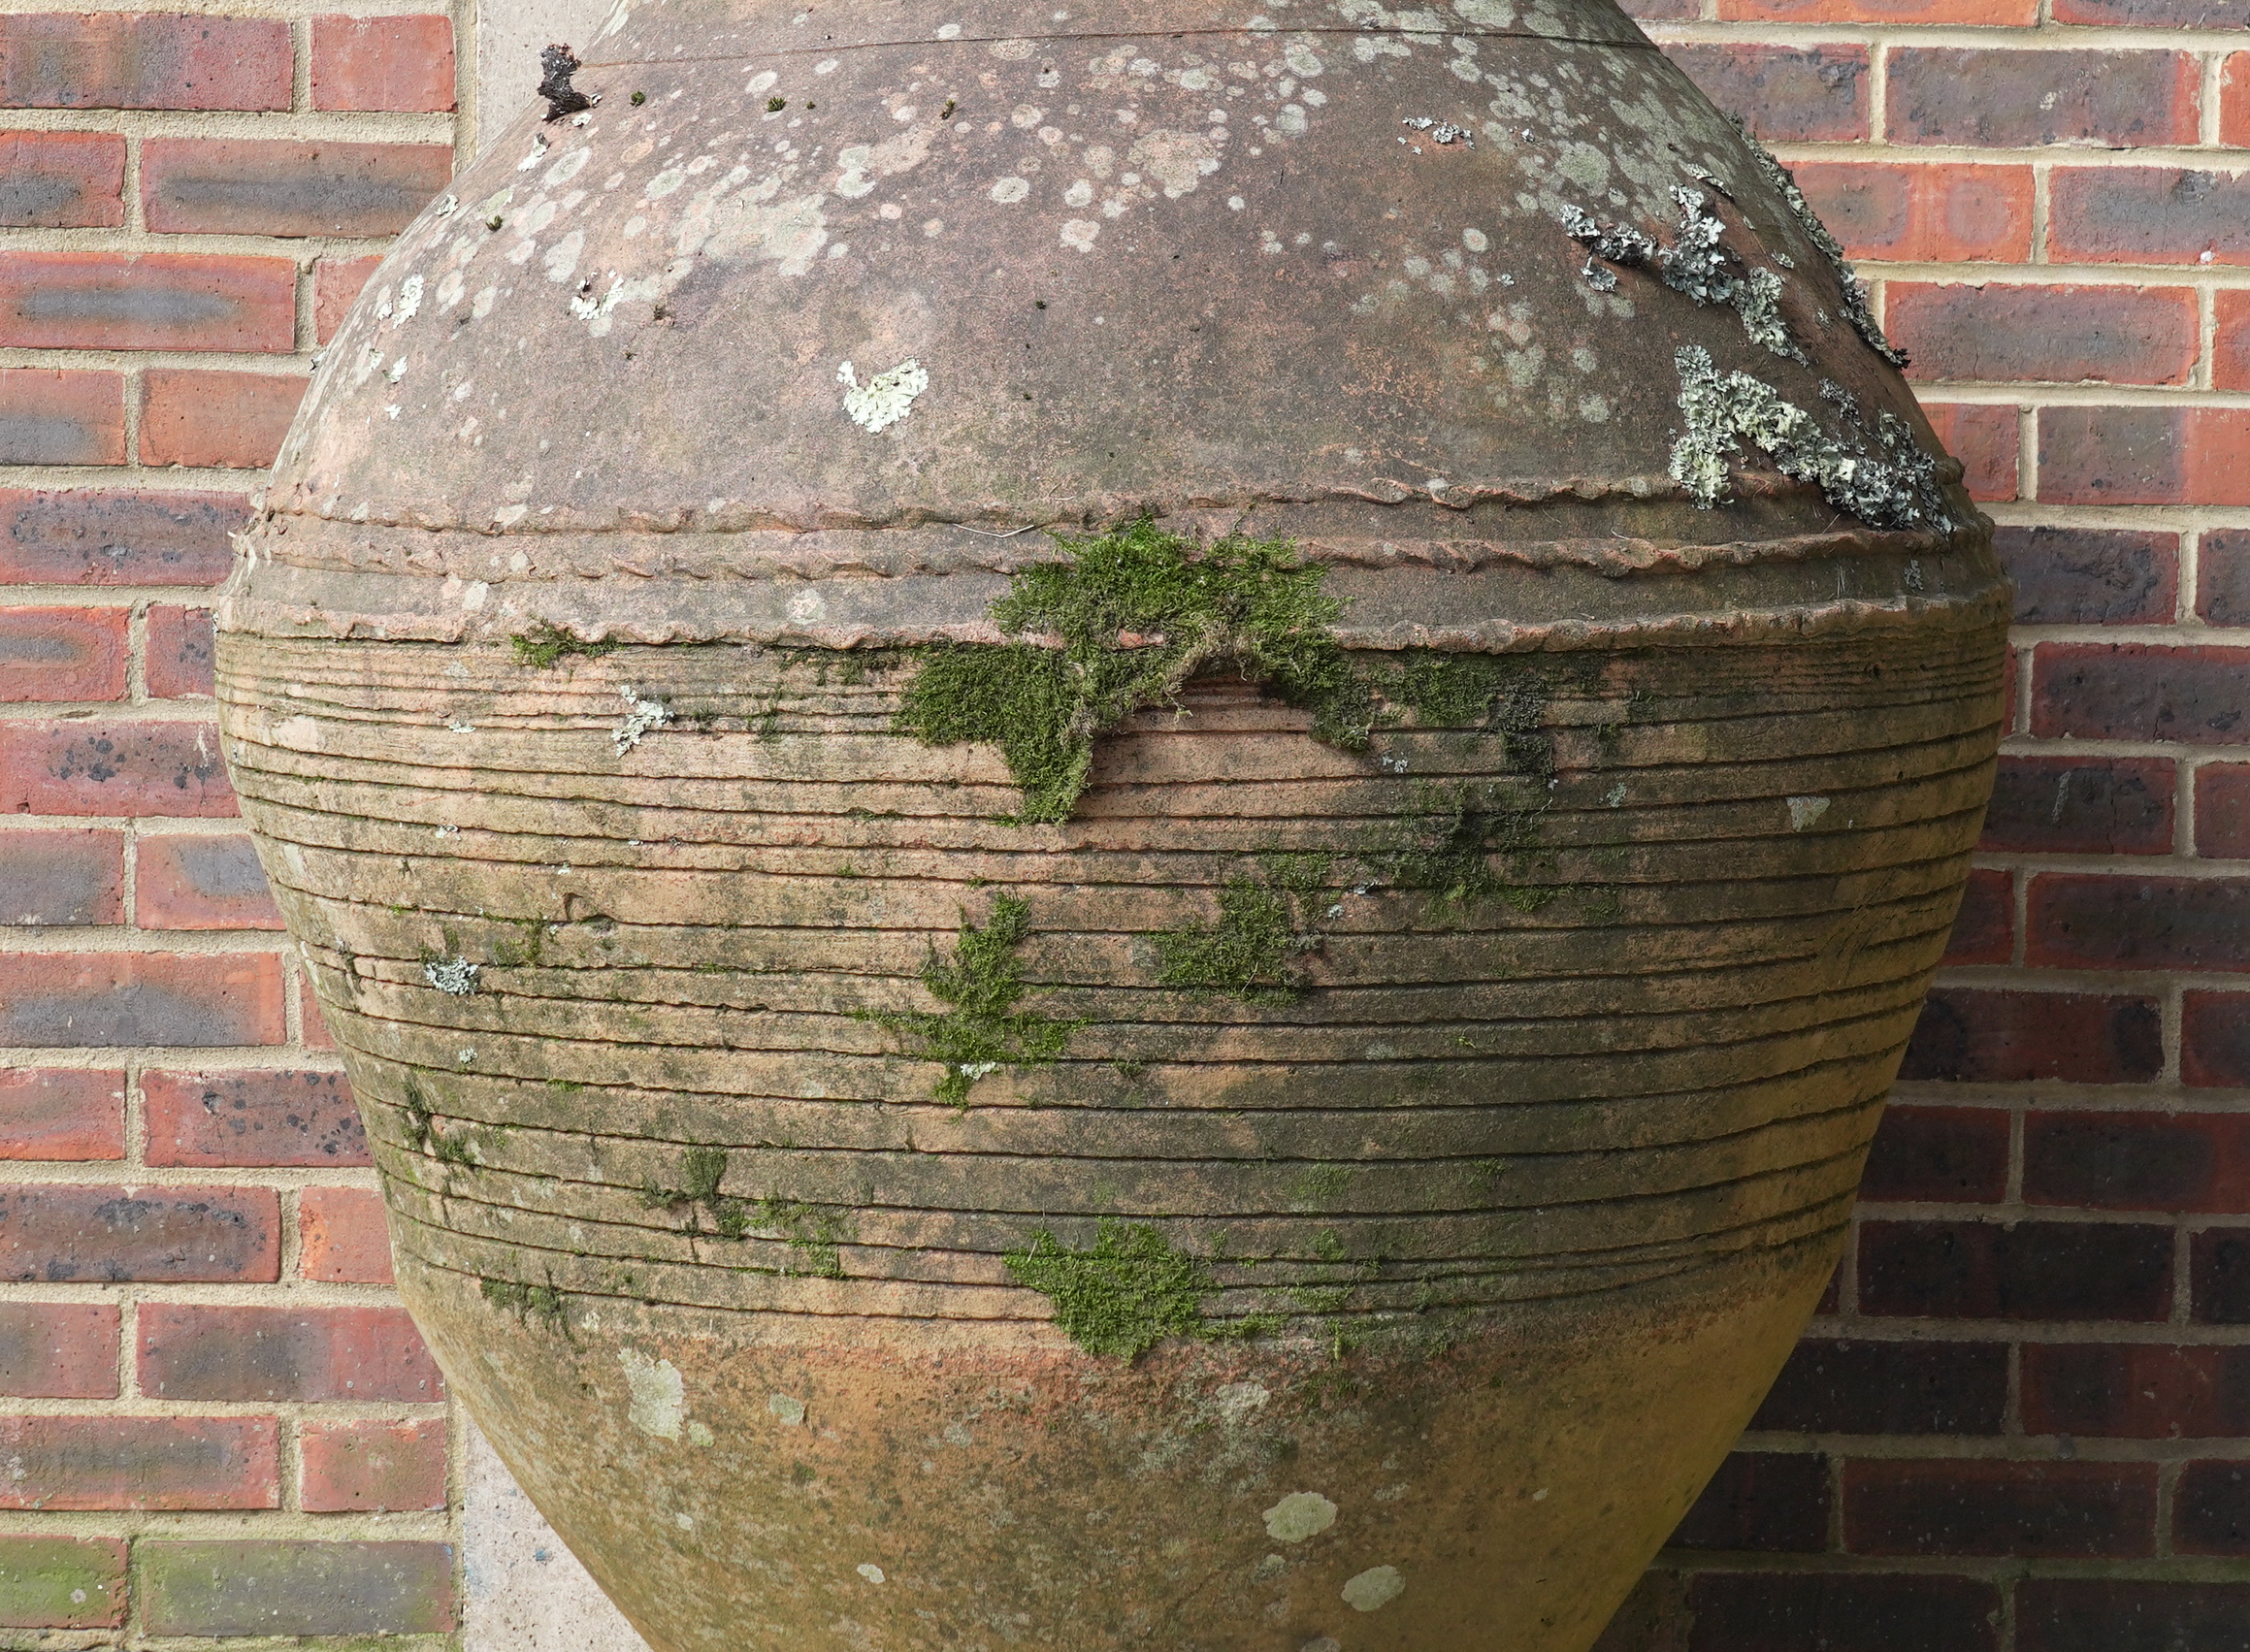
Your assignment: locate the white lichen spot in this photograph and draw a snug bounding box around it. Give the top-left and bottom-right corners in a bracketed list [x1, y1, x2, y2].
[543, 146, 593, 189]
[1787, 794, 1832, 831]
[748, 69, 778, 94]
[1064, 178, 1094, 207]
[1228, 194, 1246, 210]
[517, 135, 548, 171]
[386, 357, 408, 383]
[936, 18, 962, 35]
[672, 1511, 694, 1530]
[858, 1563, 887, 1583]
[1128, 128, 1224, 196]
[612, 685, 670, 754]
[1263, 1492, 1339, 1542]
[393, 275, 423, 325]
[786, 587, 828, 624]
[1463, 226, 1489, 251]
[542, 229, 585, 283]
[1343, 1566, 1405, 1612]
[990, 175, 1031, 203]
[1060, 218, 1101, 252]
[1579, 394, 1611, 422]
[836, 358, 928, 433]
[769, 1393, 807, 1426]
[645, 165, 687, 199]
[685, 1420, 715, 1446]
[618, 1349, 685, 1439]
[424, 956, 479, 995]
[1276, 104, 1308, 136]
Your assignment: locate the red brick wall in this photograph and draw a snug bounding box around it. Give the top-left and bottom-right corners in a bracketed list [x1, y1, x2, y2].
[0, 6, 462, 1639]
[5, 2, 2249, 1647]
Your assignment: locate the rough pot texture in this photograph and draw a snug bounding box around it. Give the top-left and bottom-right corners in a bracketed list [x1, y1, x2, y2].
[214, 0, 2008, 1646]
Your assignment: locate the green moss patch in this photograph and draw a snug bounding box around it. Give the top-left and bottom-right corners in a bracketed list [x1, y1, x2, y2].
[1376, 783, 1553, 915]
[862, 892, 1082, 1104]
[482, 1277, 568, 1335]
[639, 1147, 849, 1275]
[1003, 1218, 1217, 1359]
[1156, 852, 1333, 1002]
[509, 623, 618, 669]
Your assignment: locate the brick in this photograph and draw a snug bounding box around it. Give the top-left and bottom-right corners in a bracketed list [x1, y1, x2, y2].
[1661, 45, 1868, 142]
[135, 832, 281, 929]
[0, 488, 245, 585]
[0, 14, 288, 110]
[2029, 874, 2250, 972]
[0, 252, 294, 352]
[0, 1415, 277, 1509]
[302, 977, 339, 1049]
[2185, 990, 2250, 1085]
[0, 606, 125, 702]
[1889, 284, 2195, 387]
[1791, 162, 2033, 263]
[2175, 1461, 2250, 1554]
[0, 1183, 277, 1281]
[143, 1067, 365, 1166]
[2033, 643, 2250, 742]
[139, 1540, 456, 1636]
[2024, 1344, 2250, 1437]
[2038, 407, 2250, 506]
[1842, 1459, 2156, 1557]
[2054, 0, 2248, 21]
[0, 368, 123, 467]
[1751, 1338, 2009, 1434]
[300, 1185, 394, 1283]
[0, 828, 124, 923]
[299, 1418, 445, 1511]
[1862, 1105, 2009, 1202]
[1886, 50, 2197, 148]
[2052, 168, 2250, 266]
[0, 1302, 117, 1397]
[2196, 528, 2250, 626]
[0, 1536, 126, 1629]
[138, 1304, 443, 1402]
[313, 253, 381, 344]
[310, 15, 455, 113]
[2026, 1113, 2250, 1212]
[1716, 0, 2031, 21]
[138, 369, 303, 470]
[1918, 404, 2016, 502]
[0, 718, 234, 816]
[0, 953, 282, 1047]
[145, 601, 212, 698]
[1980, 755, 2173, 856]
[1683, 1572, 1998, 1652]
[1621, 0, 1697, 15]
[2228, 52, 2250, 146]
[2193, 1228, 2250, 1322]
[2018, 1581, 2250, 1652]
[2212, 290, 2250, 390]
[0, 1068, 122, 1158]
[1594, 1573, 1687, 1652]
[1667, 1450, 1827, 1551]
[1940, 867, 2011, 966]
[0, 130, 121, 228]
[1994, 526, 2176, 625]
[1860, 1218, 2173, 1320]
[142, 139, 453, 239]
[1898, 988, 2162, 1084]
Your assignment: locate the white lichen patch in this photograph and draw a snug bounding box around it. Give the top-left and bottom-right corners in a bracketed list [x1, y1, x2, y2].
[1560, 187, 1804, 363]
[768, 1393, 807, 1426]
[393, 275, 423, 325]
[1342, 1566, 1405, 1612]
[612, 684, 670, 754]
[618, 1348, 685, 1440]
[837, 358, 928, 433]
[990, 175, 1031, 203]
[423, 956, 480, 996]
[1263, 1492, 1339, 1542]
[1735, 122, 1908, 369]
[1060, 217, 1100, 252]
[1126, 128, 1224, 197]
[858, 1562, 886, 1583]
[1787, 794, 1832, 830]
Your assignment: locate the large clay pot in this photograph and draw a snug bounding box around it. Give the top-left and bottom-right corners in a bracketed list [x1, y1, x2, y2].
[216, 0, 2007, 1644]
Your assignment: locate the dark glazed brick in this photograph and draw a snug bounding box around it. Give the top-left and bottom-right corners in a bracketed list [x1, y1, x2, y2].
[141, 139, 453, 238]
[2018, 1580, 2250, 1652]
[1751, 1338, 2009, 1435]
[2029, 875, 2250, 972]
[1940, 868, 2011, 966]
[2034, 642, 2250, 741]
[2052, 0, 2248, 22]
[1842, 1459, 2157, 1556]
[1661, 45, 1869, 142]
[0, 953, 283, 1046]
[0, 606, 125, 701]
[0, 1301, 117, 1397]
[2196, 768, 2250, 859]
[1862, 1106, 2008, 1202]
[2023, 1344, 2250, 1437]
[0, 719, 235, 816]
[2176, 1462, 2250, 1554]
[143, 1068, 364, 1166]
[2197, 529, 2250, 626]
[1886, 49, 2197, 147]
[2192, 1229, 2250, 1323]
[1891, 283, 2196, 387]
[2051, 169, 2250, 266]
[0, 252, 295, 352]
[0, 1535, 126, 1628]
[1667, 1451, 1828, 1551]
[137, 1540, 456, 1636]
[2185, 991, 2250, 1086]
[0, 14, 289, 109]
[0, 1415, 277, 1509]
[0, 1183, 278, 1281]
[1860, 1219, 2173, 1321]
[0, 828, 123, 923]
[1980, 756, 2173, 855]
[1683, 1572, 1998, 1652]
[134, 832, 281, 929]
[138, 1304, 443, 1402]
[1899, 989, 2163, 1084]
[1994, 527, 2177, 625]
[0, 488, 244, 585]
[0, 1067, 122, 1158]
[1592, 1573, 1687, 1652]
[0, 131, 123, 228]
[0, 368, 123, 466]
[2026, 1113, 2250, 1212]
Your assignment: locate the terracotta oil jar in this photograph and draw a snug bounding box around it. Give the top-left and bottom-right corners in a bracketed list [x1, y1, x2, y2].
[215, 0, 2008, 1644]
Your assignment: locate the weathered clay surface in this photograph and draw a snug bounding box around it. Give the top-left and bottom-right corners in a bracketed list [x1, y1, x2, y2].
[216, 0, 2008, 1645]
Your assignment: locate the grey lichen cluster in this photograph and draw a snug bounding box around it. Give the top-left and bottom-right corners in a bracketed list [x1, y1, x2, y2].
[1671, 346, 1949, 533]
[1560, 186, 1804, 364]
